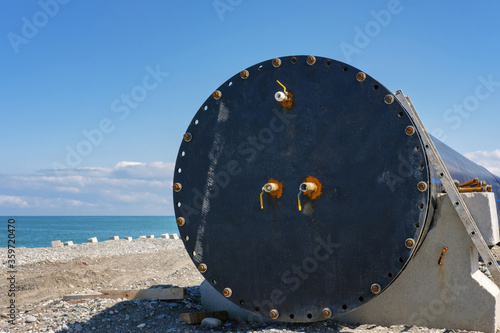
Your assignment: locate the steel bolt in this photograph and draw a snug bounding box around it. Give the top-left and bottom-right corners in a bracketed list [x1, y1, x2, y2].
[272, 58, 282, 68]
[240, 70, 249, 79]
[183, 132, 192, 142]
[176, 217, 185, 226]
[322, 308, 332, 319]
[371, 283, 381, 294]
[384, 94, 394, 104]
[198, 263, 207, 273]
[222, 288, 232, 298]
[405, 126, 415, 136]
[356, 72, 366, 82]
[307, 56, 316, 65]
[405, 238, 415, 249]
[212, 90, 222, 100]
[269, 309, 279, 320]
[417, 181, 428, 192]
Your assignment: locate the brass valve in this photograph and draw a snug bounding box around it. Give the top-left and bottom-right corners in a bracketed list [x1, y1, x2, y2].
[260, 179, 283, 209]
[297, 176, 323, 211]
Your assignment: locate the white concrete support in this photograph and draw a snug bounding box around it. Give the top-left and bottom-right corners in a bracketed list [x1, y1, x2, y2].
[170, 233, 179, 240]
[63, 241, 74, 246]
[161, 233, 170, 239]
[51, 240, 63, 248]
[146, 235, 155, 239]
[87, 237, 98, 244]
[336, 193, 500, 333]
[124, 237, 132, 241]
[110, 236, 119, 241]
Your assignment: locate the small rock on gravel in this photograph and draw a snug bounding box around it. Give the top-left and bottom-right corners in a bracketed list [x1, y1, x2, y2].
[137, 323, 146, 328]
[201, 317, 222, 328]
[26, 315, 37, 323]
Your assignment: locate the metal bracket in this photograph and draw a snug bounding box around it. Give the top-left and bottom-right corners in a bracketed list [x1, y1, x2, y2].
[395, 90, 500, 286]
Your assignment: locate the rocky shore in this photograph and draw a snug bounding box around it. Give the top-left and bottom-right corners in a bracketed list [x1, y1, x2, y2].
[0, 239, 485, 332]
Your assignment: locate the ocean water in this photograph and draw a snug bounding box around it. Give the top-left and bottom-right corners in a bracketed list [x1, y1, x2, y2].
[1, 216, 178, 248]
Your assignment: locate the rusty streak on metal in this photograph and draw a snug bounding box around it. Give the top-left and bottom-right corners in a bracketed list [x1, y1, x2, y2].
[438, 246, 448, 265]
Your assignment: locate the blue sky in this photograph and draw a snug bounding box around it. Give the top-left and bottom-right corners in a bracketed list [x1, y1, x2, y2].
[1, 0, 500, 215]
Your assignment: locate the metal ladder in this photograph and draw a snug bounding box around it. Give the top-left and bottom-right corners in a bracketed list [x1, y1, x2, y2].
[395, 90, 500, 285]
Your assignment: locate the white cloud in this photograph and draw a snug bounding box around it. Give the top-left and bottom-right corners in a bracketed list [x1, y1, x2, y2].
[464, 149, 500, 176]
[0, 195, 28, 208]
[0, 161, 174, 215]
[55, 187, 81, 193]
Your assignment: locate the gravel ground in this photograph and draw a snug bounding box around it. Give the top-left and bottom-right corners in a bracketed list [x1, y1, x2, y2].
[0, 239, 490, 332]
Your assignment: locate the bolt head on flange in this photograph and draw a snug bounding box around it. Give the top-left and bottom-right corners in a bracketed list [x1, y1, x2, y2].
[405, 238, 415, 249]
[322, 308, 332, 319]
[269, 309, 279, 320]
[176, 217, 185, 226]
[240, 70, 249, 79]
[371, 283, 381, 294]
[183, 132, 192, 142]
[198, 263, 207, 273]
[222, 288, 232, 297]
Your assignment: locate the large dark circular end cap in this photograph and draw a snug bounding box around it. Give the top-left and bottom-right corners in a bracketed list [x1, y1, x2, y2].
[173, 56, 430, 322]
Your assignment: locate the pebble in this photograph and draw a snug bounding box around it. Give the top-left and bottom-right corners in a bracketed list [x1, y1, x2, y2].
[137, 323, 146, 328]
[201, 317, 222, 328]
[169, 302, 178, 308]
[26, 315, 37, 323]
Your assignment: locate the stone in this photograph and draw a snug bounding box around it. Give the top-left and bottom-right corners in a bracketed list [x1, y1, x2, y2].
[51, 240, 63, 248]
[109, 236, 119, 240]
[87, 237, 98, 244]
[161, 233, 170, 239]
[137, 323, 146, 328]
[201, 317, 222, 328]
[63, 241, 74, 246]
[25, 315, 37, 323]
[169, 233, 179, 240]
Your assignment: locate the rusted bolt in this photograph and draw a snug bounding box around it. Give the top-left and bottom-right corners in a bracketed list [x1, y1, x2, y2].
[356, 72, 366, 82]
[371, 283, 381, 294]
[240, 70, 249, 79]
[322, 308, 332, 319]
[438, 246, 448, 265]
[417, 181, 428, 192]
[176, 217, 185, 226]
[173, 183, 182, 192]
[405, 126, 415, 136]
[198, 263, 207, 273]
[222, 288, 232, 297]
[384, 94, 394, 104]
[212, 90, 222, 100]
[307, 55, 316, 65]
[183, 132, 192, 142]
[405, 238, 415, 249]
[272, 58, 282, 68]
[487, 185, 493, 192]
[269, 309, 279, 320]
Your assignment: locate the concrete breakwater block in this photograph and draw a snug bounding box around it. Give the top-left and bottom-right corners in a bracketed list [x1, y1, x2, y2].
[51, 240, 63, 248]
[64, 241, 74, 246]
[169, 233, 179, 239]
[146, 235, 154, 239]
[161, 233, 170, 239]
[87, 237, 98, 244]
[124, 237, 132, 241]
[110, 236, 119, 240]
[139, 236, 147, 239]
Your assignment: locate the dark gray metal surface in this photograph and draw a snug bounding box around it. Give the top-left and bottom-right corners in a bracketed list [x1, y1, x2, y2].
[173, 56, 431, 322]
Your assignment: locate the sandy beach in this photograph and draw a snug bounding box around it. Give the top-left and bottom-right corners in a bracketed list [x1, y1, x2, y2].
[0, 238, 487, 332]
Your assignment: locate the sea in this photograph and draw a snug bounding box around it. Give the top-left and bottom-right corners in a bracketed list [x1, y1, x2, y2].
[1, 216, 178, 248]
